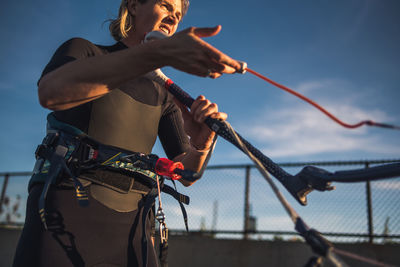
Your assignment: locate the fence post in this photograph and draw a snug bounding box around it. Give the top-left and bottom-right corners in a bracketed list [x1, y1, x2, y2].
[0, 174, 10, 214]
[365, 163, 374, 243]
[243, 165, 251, 240]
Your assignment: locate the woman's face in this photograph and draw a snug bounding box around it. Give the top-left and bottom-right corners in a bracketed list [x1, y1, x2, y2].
[130, 0, 182, 41]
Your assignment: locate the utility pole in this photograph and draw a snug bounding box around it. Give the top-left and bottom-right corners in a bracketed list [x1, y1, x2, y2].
[244, 166, 251, 240]
[211, 200, 218, 233]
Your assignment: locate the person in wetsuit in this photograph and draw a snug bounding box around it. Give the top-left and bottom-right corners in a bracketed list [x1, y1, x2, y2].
[13, 0, 242, 266]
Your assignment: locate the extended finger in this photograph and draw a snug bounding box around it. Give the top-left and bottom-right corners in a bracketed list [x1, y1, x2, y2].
[219, 64, 237, 74]
[201, 60, 234, 78]
[197, 42, 241, 72]
[192, 25, 222, 38]
[209, 72, 222, 79]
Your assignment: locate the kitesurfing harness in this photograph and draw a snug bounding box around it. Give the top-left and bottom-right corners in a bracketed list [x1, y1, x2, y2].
[31, 112, 197, 267]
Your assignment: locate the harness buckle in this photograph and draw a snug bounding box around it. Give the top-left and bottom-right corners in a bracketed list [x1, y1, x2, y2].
[35, 144, 47, 160]
[159, 222, 168, 244]
[35, 132, 60, 159]
[156, 206, 168, 243]
[155, 207, 165, 223]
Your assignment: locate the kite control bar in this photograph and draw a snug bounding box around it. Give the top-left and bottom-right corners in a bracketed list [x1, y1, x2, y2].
[144, 31, 400, 205]
[143, 31, 331, 205]
[155, 71, 400, 204]
[146, 67, 335, 205]
[143, 31, 400, 267]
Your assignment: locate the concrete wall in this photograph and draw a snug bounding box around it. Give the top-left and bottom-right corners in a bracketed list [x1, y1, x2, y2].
[167, 235, 400, 267]
[2, 228, 399, 267]
[0, 228, 21, 267]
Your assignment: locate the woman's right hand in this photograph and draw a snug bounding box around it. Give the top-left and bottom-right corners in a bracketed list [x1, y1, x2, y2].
[158, 25, 243, 78]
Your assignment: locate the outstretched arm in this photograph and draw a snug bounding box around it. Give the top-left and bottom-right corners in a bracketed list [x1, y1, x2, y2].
[39, 26, 241, 111]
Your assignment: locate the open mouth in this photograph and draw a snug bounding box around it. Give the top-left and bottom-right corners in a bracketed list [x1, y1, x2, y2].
[159, 25, 170, 35]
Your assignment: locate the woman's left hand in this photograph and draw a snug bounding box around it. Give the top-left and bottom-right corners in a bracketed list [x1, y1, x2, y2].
[175, 95, 227, 150]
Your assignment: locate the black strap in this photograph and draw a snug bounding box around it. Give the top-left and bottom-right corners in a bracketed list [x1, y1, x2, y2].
[161, 184, 190, 205]
[38, 144, 69, 230]
[141, 187, 158, 267]
[37, 131, 89, 230]
[168, 181, 190, 232]
[159, 242, 168, 267]
[140, 182, 190, 267]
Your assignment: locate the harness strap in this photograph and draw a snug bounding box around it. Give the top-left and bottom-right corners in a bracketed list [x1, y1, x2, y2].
[141, 187, 158, 267]
[38, 143, 68, 230]
[167, 181, 190, 232]
[166, 184, 189, 232]
[37, 132, 89, 230]
[140, 182, 190, 267]
[161, 184, 190, 205]
[159, 241, 168, 267]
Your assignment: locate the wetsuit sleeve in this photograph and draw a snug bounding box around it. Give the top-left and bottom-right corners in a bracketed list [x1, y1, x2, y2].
[158, 96, 191, 159]
[38, 38, 99, 84]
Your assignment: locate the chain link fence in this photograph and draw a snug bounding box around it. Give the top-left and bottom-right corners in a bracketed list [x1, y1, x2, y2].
[1, 160, 399, 244]
[161, 160, 400, 243]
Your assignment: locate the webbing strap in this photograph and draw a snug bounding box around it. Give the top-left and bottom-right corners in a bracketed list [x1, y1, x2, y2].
[177, 200, 189, 232]
[168, 181, 190, 232]
[140, 183, 190, 267]
[159, 242, 168, 267]
[38, 144, 68, 230]
[162, 184, 190, 205]
[38, 142, 89, 230]
[141, 188, 158, 267]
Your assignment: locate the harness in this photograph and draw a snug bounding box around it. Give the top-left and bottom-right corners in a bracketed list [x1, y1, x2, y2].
[31, 112, 193, 267]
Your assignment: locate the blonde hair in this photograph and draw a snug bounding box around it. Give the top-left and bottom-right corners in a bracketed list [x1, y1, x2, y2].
[109, 0, 189, 41]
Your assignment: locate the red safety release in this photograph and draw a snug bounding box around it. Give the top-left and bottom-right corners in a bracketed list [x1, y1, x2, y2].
[155, 158, 184, 180]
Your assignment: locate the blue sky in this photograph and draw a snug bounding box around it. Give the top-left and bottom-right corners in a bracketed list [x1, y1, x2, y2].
[1, 0, 399, 173]
[0, 0, 399, 237]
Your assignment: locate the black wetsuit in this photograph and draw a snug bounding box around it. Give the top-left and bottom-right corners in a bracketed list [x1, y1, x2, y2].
[13, 38, 190, 267]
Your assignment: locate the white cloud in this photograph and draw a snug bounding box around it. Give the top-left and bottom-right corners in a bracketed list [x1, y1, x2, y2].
[374, 180, 400, 191]
[237, 79, 400, 159]
[295, 81, 325, 94]
[256, 215, 293, 230]
[168, 205, 207, 218]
